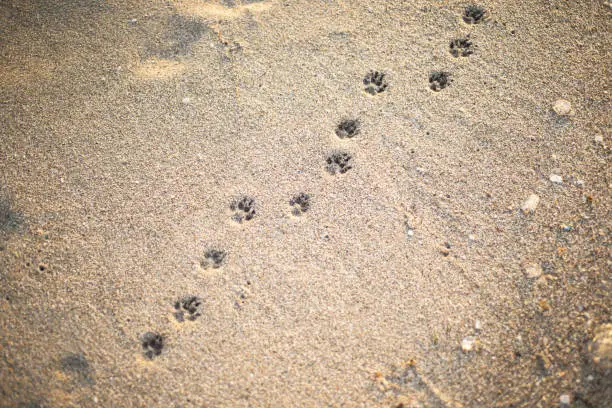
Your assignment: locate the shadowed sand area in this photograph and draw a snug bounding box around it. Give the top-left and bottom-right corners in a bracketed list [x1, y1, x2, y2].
[0, 0, 610, 407]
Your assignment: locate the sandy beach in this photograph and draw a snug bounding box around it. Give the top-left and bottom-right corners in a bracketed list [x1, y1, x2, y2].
[0, 0, 610, 406]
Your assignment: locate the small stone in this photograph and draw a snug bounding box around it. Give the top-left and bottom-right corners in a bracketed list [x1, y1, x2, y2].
[406, 229, 414, 237]
[461, 336, 476, 352]
[552, 99, 572, 116]
[559, 394, 571, 406]
[474, 319, 482, 330]
[549, 174, 563, 184]
[525, 263, 543, 279]
[594, 135, 604, 143]
[182, 97, 191, 104]
[521, 194, 540, 213]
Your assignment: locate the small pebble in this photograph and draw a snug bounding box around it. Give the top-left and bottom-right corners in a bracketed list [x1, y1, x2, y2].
[525, 263, 543, 279]
[559, 394, 571, 406]
[182, 97, 191, 104]
[474, 319, 482, 330]
[461, 336, 476, 352]
[594, 135, 604, 143]
[406, 229, 414, 238]
[552, 99, 572, 116]
[521, 194, 540, 213]
[549, 174, 563, 184]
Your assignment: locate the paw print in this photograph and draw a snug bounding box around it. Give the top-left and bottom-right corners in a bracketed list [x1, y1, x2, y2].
[463, 5, 487, 24]
[230, 196, 256, 223]
[363, 71, 388, 95]
[174, 296, 203, 322]
[449, 37, 474, 57]
[335, 119, 360, 139]
[141, 332, 164, 359]
[200, 248, 227, 269]
[325, 151, 353, 175]
[429, 71, 452, 91]
[290, 193, 311, 216]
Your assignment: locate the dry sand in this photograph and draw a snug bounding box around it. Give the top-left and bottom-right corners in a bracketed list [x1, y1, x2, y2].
[0, 0, 610, 407]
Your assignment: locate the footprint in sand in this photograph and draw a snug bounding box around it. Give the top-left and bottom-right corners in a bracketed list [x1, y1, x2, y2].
[141, 332, 164, 359]
[173, 296, 204, 322]
[230, 196, 256, 223]
[289, 193, 311, 216]
[325, 151, 354, 175]
[363, 71, 388, 95]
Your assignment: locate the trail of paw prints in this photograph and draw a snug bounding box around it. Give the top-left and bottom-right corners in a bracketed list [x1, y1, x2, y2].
[449, 36, 474, 57]
[230, 196, 256, 223]
[363, 71, 388, 95]
[200, 248, 227, 270]
[335, 118, 360, 139]
[173, 296, 203, 322]
[325, 151, 353, 175]
[429, 71, 452, 91]
[290, 193, 311, 216]
[141, 332, 164, 359]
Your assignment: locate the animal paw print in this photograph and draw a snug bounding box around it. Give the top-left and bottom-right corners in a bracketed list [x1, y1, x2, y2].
[290, 193, 311, 216]
[174, 296, 203, 322]
[463, 5, 487, 24]
[449, 37, 474, 57]
[429, 71, 452, 91]
[200, 248, 227, 269]
[363, 71, 388, 95]
[230, 196, 256, 223]
[141, 332, 164, 359]
[335, 119, 360, 139]
[325, 151, 353, 175]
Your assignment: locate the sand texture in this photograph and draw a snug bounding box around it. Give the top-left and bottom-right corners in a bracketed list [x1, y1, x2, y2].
[0, 0, 610, 407]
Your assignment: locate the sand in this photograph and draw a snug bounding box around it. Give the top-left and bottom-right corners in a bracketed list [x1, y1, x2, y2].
[0, 0, 610, 407]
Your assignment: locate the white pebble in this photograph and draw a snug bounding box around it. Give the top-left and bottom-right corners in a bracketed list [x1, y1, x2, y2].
[595, 135, 604, 143]
[552, 99, 572, 116]
[521, 194, 540, 213]
[474, 319, 482, 330]
[461, 336, 476, 352]
[549, 174, 563, 184]
[182, 97, 191, 104]
[560, 394, 571, 405]
[524, 263, 543, 279]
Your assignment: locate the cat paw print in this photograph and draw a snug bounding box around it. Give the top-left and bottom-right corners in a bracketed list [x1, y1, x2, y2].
[290, 193, 311, 216]
[230, 196, 256, 223]
[429, 71, 452, 91]
[141, 332, 164, 359]
[200, 248, 227, 269]
[173, 296, 203, 322]
[325, 151, 353, 175]
[463, 5, 487, 24]
[335, 118, 360, 139]
[449, 37, 474, 57]
[363, 71, 388, 95]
